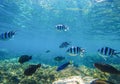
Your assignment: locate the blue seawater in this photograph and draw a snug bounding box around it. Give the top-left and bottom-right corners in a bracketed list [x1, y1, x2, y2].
[0, 0, 120, 67]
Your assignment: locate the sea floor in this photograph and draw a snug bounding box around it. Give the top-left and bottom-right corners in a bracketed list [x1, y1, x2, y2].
[0, 58, 120, 84]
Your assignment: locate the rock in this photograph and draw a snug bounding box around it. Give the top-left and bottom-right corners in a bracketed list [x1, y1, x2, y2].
[52, 76, 85, 84]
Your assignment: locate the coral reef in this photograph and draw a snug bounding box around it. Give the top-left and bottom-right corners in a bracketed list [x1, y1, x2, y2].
[52, 76, 85, 84]
[0, 58, 120, 84]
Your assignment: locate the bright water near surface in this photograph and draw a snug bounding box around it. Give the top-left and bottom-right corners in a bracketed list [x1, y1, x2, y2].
[0, 0, 120, 84]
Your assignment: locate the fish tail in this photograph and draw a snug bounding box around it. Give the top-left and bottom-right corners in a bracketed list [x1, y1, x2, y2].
[14, 30, 18, 35]
[114, 54, 120, 58]
[115, 52, 120, 54]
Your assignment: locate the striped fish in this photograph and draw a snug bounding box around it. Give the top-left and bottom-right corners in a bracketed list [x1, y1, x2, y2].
[0, 31, 15, 40]
[59, 42, 70, 48]
[56, 24, 69, 32]
[98, 47, 120, 58]
[66, 46, 85, 57]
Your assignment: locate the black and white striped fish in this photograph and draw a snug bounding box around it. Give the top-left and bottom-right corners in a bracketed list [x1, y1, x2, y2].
[98, 47, 120, 58]
[0, 31, 15, 40]
[66, 46, 85, 57]
[56, 24, 69, 32]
